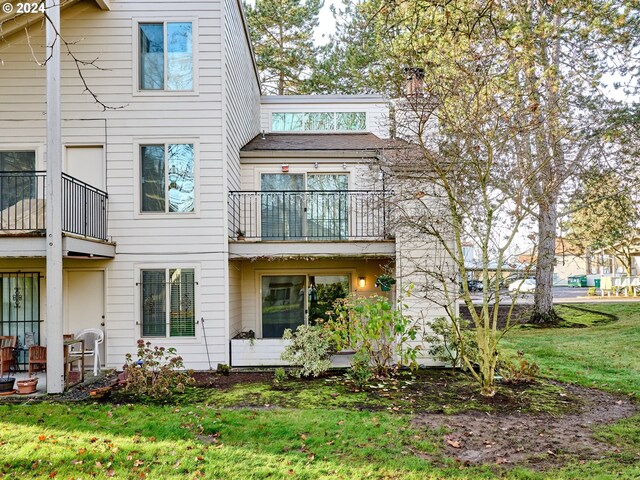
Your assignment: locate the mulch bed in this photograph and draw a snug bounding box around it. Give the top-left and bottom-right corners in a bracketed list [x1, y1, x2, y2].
[412, 383, 637, 470]
[459, 304, 533, 329]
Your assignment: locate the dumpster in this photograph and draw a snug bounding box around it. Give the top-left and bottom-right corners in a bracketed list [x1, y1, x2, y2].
[594, 278, 601, 288]
[568, 275, 587, 287]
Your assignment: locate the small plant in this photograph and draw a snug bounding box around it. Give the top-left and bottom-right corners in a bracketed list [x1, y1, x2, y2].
[587, 286, 597, 296]
[424, 316, 479, 369]
[236, 229, 246, 240]
[345, 349, 373, 389]
[281, 324, 335, 377]
[329, 291, 420, 377]
[498, 351, 539, 384]
[374, 273, 396, 291]
[217, 363, 231, 375]
[272, 367, 288, 389]
[122, 340, 193, 401]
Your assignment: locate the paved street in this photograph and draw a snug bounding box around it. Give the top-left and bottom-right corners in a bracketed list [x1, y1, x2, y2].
[469, 286, 640, 305]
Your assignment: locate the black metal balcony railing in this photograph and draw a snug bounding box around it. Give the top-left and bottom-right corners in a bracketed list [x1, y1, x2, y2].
[229, 190, 392, 241]
[0, 171, 108, 241]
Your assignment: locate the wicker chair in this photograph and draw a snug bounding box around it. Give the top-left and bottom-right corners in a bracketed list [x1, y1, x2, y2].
[28, 346, 47, 377]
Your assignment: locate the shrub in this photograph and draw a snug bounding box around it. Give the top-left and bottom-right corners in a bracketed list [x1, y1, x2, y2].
[587, 286, 597, 296]
[122, 340, 193, 401]
[272, 367, 287, 389]
[281, 325, 335, 377]
[217, 363, 231, 375]
[498, 351, 539, 384]
[424, 316, 479, 369]
[345, 349, 373, 389]
[329, 293, 421, 377]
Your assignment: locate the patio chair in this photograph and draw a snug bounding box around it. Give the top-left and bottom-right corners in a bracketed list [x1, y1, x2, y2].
[0, 336, 17, 348]
[28, 346, 47, 377]
[0, 347, 13, 377]
[69, 328, 104, 376]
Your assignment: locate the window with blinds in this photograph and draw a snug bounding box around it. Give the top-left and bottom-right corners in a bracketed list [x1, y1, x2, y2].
[140, 268, 195, 338]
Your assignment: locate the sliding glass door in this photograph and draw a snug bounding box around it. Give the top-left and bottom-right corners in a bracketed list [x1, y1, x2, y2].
[306, 174, 348, 239]
[261, 274, 350, 338]
[261, 174, 304, 240]
[260, 173, 349, 240]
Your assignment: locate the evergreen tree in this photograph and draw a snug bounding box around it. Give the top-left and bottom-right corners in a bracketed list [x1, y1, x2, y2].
[245, 0, 324, 95]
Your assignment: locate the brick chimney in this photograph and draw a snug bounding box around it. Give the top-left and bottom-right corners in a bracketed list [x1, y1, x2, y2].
[403, 67, 425, 98]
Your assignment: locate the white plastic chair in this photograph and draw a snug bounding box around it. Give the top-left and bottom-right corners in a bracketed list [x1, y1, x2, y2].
[70, 328, 104, 376]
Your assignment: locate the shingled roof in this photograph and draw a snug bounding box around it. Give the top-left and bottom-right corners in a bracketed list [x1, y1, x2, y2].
[241, 133, 386, 151]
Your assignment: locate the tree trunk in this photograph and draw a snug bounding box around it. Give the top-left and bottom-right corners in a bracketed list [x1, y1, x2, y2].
[532, 200, 560, 324]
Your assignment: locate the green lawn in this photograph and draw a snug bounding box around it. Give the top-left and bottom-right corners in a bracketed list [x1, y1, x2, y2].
[503, 303, 640, 397]
[0, 303, 637, 479]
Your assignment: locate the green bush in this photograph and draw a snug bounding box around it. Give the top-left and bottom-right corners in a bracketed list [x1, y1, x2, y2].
[587, 287, 597, 296]
[424, 316, 479, 369]
[272, 367, 288, 389]
[281, 325, 335, 377]
[329, 293, 420, 377]
[498, 351, 539, 384]
[345, 349, 373, 389]
[122, 340, 193, 401]
[217, 363, 231, 375]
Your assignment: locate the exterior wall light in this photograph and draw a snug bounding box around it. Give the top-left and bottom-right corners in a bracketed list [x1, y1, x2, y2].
[358, 276, 366, 288]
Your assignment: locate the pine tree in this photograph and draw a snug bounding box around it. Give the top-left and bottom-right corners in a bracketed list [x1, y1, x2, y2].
[245, 0, 324, 95]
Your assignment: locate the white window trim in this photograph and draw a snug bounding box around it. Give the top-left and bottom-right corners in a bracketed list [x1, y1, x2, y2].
[134, 263, 201, 343]
[133, 138, 200, 218]
[255, 268, 355, 339]
[132, 18, 199, 96]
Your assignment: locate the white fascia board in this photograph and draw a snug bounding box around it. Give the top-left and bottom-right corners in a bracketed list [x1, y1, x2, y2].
[260, 95, 388, 104]
[240, 150, 379, 160]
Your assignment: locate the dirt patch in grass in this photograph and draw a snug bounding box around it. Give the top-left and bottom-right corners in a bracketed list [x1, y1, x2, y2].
[412, 383, 637, 470]
[191, 371, 273, 388]
[459, 304, 533, 329]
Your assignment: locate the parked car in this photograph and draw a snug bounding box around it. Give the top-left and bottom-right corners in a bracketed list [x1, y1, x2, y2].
[508, 278, 536, 293]
[467, 279, 484, 292]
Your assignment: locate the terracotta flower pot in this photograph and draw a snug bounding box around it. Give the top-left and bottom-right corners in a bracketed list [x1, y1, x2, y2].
[16, 378, 38, 395]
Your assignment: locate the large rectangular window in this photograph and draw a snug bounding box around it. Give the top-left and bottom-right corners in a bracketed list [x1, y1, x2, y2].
[140, 268, 195, 338]
[139, 22, 193, 91]
[141, 143, 194, 213]
[271, 112, 366, 132]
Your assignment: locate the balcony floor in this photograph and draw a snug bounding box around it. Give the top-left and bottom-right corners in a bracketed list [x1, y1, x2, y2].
[229, 239, 395, 259]
[0, 233, 115, 258]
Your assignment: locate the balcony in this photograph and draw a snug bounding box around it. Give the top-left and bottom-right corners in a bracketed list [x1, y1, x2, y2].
[228, 190, 395, 258]
[0, 171, 113, 257]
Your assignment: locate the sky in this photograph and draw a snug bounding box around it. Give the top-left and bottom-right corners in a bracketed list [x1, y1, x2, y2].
[314, 0, 339, 45]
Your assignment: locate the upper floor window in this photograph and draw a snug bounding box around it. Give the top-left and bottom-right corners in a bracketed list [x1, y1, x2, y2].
[141, 143, 194, 213]
[0, 150, 36, 212]
[271, 112, 366, 132]
[139, 22, 193, 91]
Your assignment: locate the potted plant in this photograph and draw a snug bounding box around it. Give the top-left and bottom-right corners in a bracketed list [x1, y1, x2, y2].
[236, 229, 246, 241]
[16, 377, 38, 395]
[0, 375, 15, 394]
[375, 273, 396, 292]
